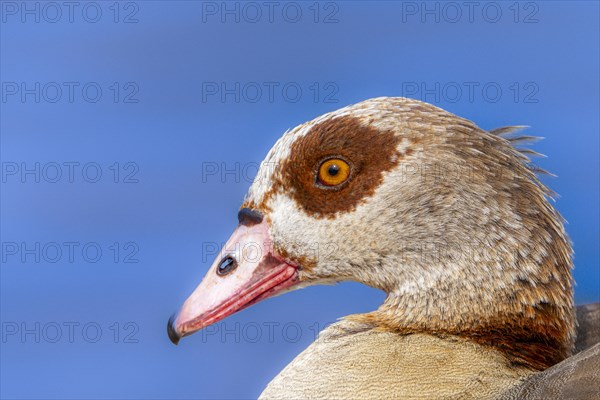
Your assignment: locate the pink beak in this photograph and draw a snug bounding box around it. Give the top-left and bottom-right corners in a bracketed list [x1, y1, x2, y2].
[168, 211, 300, 344]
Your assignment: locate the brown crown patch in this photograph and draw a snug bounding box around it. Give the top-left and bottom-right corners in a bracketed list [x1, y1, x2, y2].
[267, 115, 404, 219]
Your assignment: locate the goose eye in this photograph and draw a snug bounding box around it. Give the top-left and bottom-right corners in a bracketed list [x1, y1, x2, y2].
[317, 158, 351, 187]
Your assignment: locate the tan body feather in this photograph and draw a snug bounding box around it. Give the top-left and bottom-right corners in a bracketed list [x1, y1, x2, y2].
[260, 320, 533, 400]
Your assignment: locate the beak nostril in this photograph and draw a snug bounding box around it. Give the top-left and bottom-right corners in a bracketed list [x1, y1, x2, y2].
[238, 208, 264, 226]
[217, 256, 238, 276]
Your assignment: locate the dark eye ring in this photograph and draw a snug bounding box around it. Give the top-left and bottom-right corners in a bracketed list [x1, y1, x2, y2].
[216, 256, 237, 276]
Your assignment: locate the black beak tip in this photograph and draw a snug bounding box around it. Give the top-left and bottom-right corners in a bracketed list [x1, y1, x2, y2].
[167, 314, 181, 345]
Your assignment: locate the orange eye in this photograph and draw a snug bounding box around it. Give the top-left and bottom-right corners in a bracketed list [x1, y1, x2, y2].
[317, 158, 351, 187]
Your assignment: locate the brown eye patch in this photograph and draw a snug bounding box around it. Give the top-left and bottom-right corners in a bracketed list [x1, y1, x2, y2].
[279, 115, 404, 218]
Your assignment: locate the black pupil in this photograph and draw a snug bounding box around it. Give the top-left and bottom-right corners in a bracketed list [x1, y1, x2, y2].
[217, 256, 237, 276]
[327, 164, 340, 176]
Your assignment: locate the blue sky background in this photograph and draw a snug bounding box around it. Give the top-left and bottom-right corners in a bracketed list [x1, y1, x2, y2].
[1, 1, 598, 399]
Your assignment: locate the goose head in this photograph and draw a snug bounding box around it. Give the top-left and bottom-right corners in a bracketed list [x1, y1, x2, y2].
[169, 97, 575, 371]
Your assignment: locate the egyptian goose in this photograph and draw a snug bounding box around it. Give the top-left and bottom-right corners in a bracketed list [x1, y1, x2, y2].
[168, 97, 599, 399]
